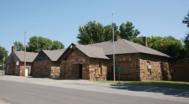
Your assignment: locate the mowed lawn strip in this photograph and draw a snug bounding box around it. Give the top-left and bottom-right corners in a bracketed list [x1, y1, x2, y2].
[95, 80, 189, 89]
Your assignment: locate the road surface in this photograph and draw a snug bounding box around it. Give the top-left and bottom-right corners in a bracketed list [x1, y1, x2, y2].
[0, 80, 188, 104]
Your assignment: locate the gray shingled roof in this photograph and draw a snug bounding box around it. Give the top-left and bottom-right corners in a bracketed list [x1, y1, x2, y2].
[43, 49, 66, 61]
[74, 44, 109, 59]
[89, 39, 169, 57]
[15, 51, 38, 62]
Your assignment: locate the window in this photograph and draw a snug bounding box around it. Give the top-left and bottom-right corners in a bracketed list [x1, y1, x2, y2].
[146, 61, 152, 74]
[147, 61, 152, 69]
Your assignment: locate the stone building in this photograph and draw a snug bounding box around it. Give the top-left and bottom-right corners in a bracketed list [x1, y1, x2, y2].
[59, 44, 109, 80]
[6, 47, 38, 76]
[32, 49, 65, 78]
[59, 39, 171, 81]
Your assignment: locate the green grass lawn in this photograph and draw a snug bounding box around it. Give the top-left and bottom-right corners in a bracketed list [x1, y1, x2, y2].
[95, 80, 189, 89]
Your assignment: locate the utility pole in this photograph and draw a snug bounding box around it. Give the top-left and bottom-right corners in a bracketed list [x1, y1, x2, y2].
[24, 32, 27, 77]
[112, 13, 116, 81]
[2, 56, 5, 75]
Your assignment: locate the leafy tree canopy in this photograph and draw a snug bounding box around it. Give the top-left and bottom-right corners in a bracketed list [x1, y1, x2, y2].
[26, 36, 64, 52]
[51, 40, 64, 50]
[119, 22, 140, 40]
[183, 11, 189, 56]
[77, 21, 139, 44]
[77, 21, 110, 44]
[13, 41, 25, 51]
[133, 36, 184, 58]
[183, 11, 189, 28]
[0, 46, 8, 62]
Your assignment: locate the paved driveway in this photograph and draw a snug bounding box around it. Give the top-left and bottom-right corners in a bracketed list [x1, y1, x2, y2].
[0, 76, 189, 103]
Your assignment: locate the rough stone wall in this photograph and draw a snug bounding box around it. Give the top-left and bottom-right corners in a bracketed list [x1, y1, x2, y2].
[139, 58, 161, 80]
[6, 52, 21, 76]
[32, 60, 51, 77]
[161, 62, 171, 80]
[60, 49, 90, 79]
[88, 59, 108, 80]
[50, 66, 61, 79]
[107, 54, 140, 80]
[60, 48, 108, 80]
[171, 58, 189, 81]
[19, 63, 32, 76]
[6, 62, 32, 76]
[139, 54, 171, 81]
[5, 63, 16, 75]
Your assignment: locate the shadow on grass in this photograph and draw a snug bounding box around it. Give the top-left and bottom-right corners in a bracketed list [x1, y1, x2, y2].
[111, 81, 189, 98]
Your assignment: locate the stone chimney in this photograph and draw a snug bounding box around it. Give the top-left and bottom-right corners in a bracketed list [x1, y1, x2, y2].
[143, 37, 148, 47]
[112, 35, 121, 41]
[115, 35, 121, 41]
[11, 46, 16, 53]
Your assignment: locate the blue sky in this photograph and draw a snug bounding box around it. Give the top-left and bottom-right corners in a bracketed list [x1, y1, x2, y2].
[0, 0, 188, 53]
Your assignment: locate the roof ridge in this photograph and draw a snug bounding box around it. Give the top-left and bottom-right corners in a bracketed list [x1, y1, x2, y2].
[15, 51, 38, 54]
[42, 48, 66, 61]
[87, 40, 111, 45]
[75, 44, 109, 59]
[122, 39, 169, 57]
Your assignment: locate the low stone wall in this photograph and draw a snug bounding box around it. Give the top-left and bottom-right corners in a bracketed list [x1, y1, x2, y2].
[171, 58, 189, 81]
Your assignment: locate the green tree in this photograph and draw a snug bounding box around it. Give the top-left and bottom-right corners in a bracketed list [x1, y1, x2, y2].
[119, 21, 140, 40]
[77, 21, 139, 44]
[150, 36, 184, 58]
[132, 36, 146, 46]
[13, 41, 25, 51]
[133, 36, 184, 58]
[183, 11, 189, 57]
[27, 36, 64, 52]
[0, 46, 7, 70]
[51, 40, 64, 50]
[77, 21, 105, 44]
[183, 11, 189, 27]
[104, 23, 120, 41]
[27, 36, 53, 52]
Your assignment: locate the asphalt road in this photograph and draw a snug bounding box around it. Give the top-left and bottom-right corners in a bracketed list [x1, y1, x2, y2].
[0, 80, 188, 104]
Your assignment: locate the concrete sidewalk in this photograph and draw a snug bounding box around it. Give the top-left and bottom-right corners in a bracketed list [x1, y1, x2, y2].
[0, 98, 10, 104]
[0, 75, 189, 103]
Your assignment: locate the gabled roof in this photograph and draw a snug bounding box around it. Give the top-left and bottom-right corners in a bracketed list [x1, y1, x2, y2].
[89, 39, 170, 57]
[43, 49, 66, 61]
[14, 51, 38, 62]
[74, 44, 109, 59]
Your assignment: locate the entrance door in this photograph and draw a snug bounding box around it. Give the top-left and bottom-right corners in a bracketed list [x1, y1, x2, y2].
[78, 64, 82, 79]
[73, 64, 83, 79]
